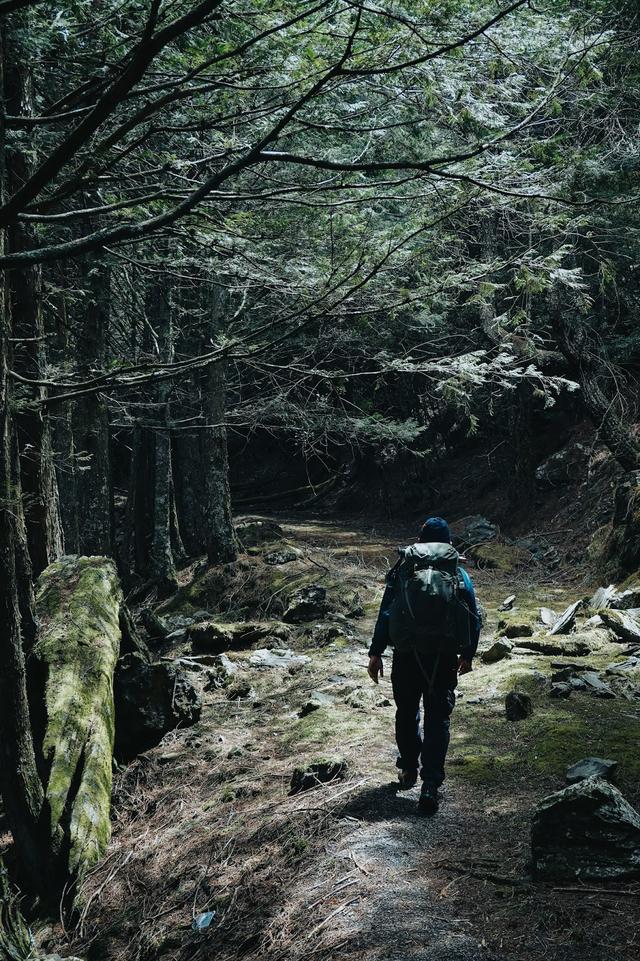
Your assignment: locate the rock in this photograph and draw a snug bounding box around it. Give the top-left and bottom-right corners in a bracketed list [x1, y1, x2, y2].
[499, 594, 516, 611]
[515, 636, 592, 657]
[451, 514, 498, 546]
[566, 757, 618, 784]
[550, 682, 572, 698]
[588, 585, 618, 610]
[224, 678, 253, 699]
[235, 517, 285, 547]
[496, 614, 534, 639]
[580, 671, 616, 699]
[202, 653, 238, 690]
[605, 655, 640, 676]
[549, 599, 582, 636]
[611, 586, 640, 610]
[599, 609, 640, 644]
[299, 692, 335, 716]
[468, 542, 531, 573]
[249, 647, 311, 670]
[283, 584, 329, 623]
[140, 607, 170, 641]
[480, 638, 513, 663]
[539, 607, 558, 628]
[505, 690, 533, 721]
[535, 443, 587, 487]
[290, 757, 349, 794]
[306, 623, 347, 646]
[263, 547, 299, 565]
[585, 614, 604, 629]
[189, 620, 290, 653]
[531, 776, 640, 880]
[114, 654, 202, 759]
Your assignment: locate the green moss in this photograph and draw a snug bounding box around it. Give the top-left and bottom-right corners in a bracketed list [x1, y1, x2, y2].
[468, 543, 531, 573]
[35, 555, 122, 883]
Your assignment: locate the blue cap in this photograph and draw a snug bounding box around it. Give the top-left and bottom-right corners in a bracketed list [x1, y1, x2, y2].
[419, 516, 451, 543]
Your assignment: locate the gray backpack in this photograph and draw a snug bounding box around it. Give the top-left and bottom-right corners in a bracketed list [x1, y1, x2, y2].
[388, 542, 465, 653]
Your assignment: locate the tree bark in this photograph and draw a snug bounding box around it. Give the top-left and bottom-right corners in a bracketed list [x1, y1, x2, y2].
[72, 253, 114, 555]
[0, 27, 49, 894]
[4, 16, 63, 575]
[34, 555, 121, 888]
[203, 358, 238, 565]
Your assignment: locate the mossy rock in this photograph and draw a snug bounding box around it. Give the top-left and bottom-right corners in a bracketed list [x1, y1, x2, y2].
[289, 757, 349, 794]
[188, 619, 291, 653]
[468, 542, 531, 573]
[496, 612, 535, 638]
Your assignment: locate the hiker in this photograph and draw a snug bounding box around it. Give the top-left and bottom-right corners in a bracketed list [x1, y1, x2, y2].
[367, 516, 480, 815]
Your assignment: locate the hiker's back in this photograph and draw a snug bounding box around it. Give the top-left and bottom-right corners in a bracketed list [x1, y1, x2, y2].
[388, 541, 470, 655]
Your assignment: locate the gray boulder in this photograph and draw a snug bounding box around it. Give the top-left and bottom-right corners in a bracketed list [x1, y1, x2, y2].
[480, 639, 513, 664]
[299, 691, 335, 717]
[532, 776, 640, 880]
[515, 637, 591, 657]
[566, 757, 618, 785]
[189, 620, 290, 653]
[114, 654, 202, 759]
[535, 443, 587, 487]
[599, 609, 640, 644]
[451, 514, 497, 547]
[549, 599, 582, 636]
[550, 681, 572, 698]
[505, 690, 533, 721]
[611, 586, 640, 611]
[539, 607, 558, 628]
[283, 584, 329, 623]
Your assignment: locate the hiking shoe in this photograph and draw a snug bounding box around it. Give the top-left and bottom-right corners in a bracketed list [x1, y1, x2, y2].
[397, 769, 418, 790]
[418, 783, 439, 815]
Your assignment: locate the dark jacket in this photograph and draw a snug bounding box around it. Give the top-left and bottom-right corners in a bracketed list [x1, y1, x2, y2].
[368, 555, 480, 661]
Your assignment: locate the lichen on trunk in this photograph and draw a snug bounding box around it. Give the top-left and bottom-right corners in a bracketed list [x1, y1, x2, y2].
[34, 555, 122, 883]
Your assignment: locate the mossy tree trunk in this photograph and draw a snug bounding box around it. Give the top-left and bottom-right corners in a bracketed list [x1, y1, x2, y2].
[33, 555, 122, 889]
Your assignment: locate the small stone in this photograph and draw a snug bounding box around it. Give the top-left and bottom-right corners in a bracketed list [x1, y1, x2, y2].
[611, 587, 640, 611]
[299, 692, 335, 716]
[480, 639, 513, 664]
[550, 682, 572, 699]
[249, 647, 311, 670]
[499, 594, 516, 611]
[505, 690, 533, 721]
[588, 585, 618, 610]
[566, 757, 618, 784]
[264, 548, 299, 565]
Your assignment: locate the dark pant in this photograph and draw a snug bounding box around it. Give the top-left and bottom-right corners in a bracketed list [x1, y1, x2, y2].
[391, 650, 456, 787]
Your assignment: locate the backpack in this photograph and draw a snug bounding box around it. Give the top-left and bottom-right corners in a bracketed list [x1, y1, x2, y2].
[387, 542, 468, 654]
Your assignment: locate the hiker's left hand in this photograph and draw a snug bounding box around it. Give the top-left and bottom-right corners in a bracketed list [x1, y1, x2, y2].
[368, 655, 384, 684]
[458, 657, 472, 675]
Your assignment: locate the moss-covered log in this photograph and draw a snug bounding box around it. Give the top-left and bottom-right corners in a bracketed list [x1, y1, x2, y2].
[34, 555, 122, 884]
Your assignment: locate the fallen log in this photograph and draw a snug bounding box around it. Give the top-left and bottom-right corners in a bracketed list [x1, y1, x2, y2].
[34, 555, 122, 885]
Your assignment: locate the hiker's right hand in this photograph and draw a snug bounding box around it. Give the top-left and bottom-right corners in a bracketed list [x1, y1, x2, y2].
[368, 655, 384, 684]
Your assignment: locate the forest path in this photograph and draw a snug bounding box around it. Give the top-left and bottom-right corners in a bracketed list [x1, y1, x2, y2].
[71, 515, 640, 961]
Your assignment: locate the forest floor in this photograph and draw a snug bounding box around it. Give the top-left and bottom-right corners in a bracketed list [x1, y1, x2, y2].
[57, 516, 640, 961]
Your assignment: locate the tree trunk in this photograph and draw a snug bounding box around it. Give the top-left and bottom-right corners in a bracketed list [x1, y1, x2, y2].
[72, 254, 113, 555]
[4, 16, 63, 575]
[0, 28, 49, 894]
[147, 281, 178, 592]
[33, 555, 122, 889]
[203, 359, 238, 565]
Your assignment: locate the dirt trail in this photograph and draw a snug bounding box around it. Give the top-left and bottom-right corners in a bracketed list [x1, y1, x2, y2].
[66, 516, 640, 961]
